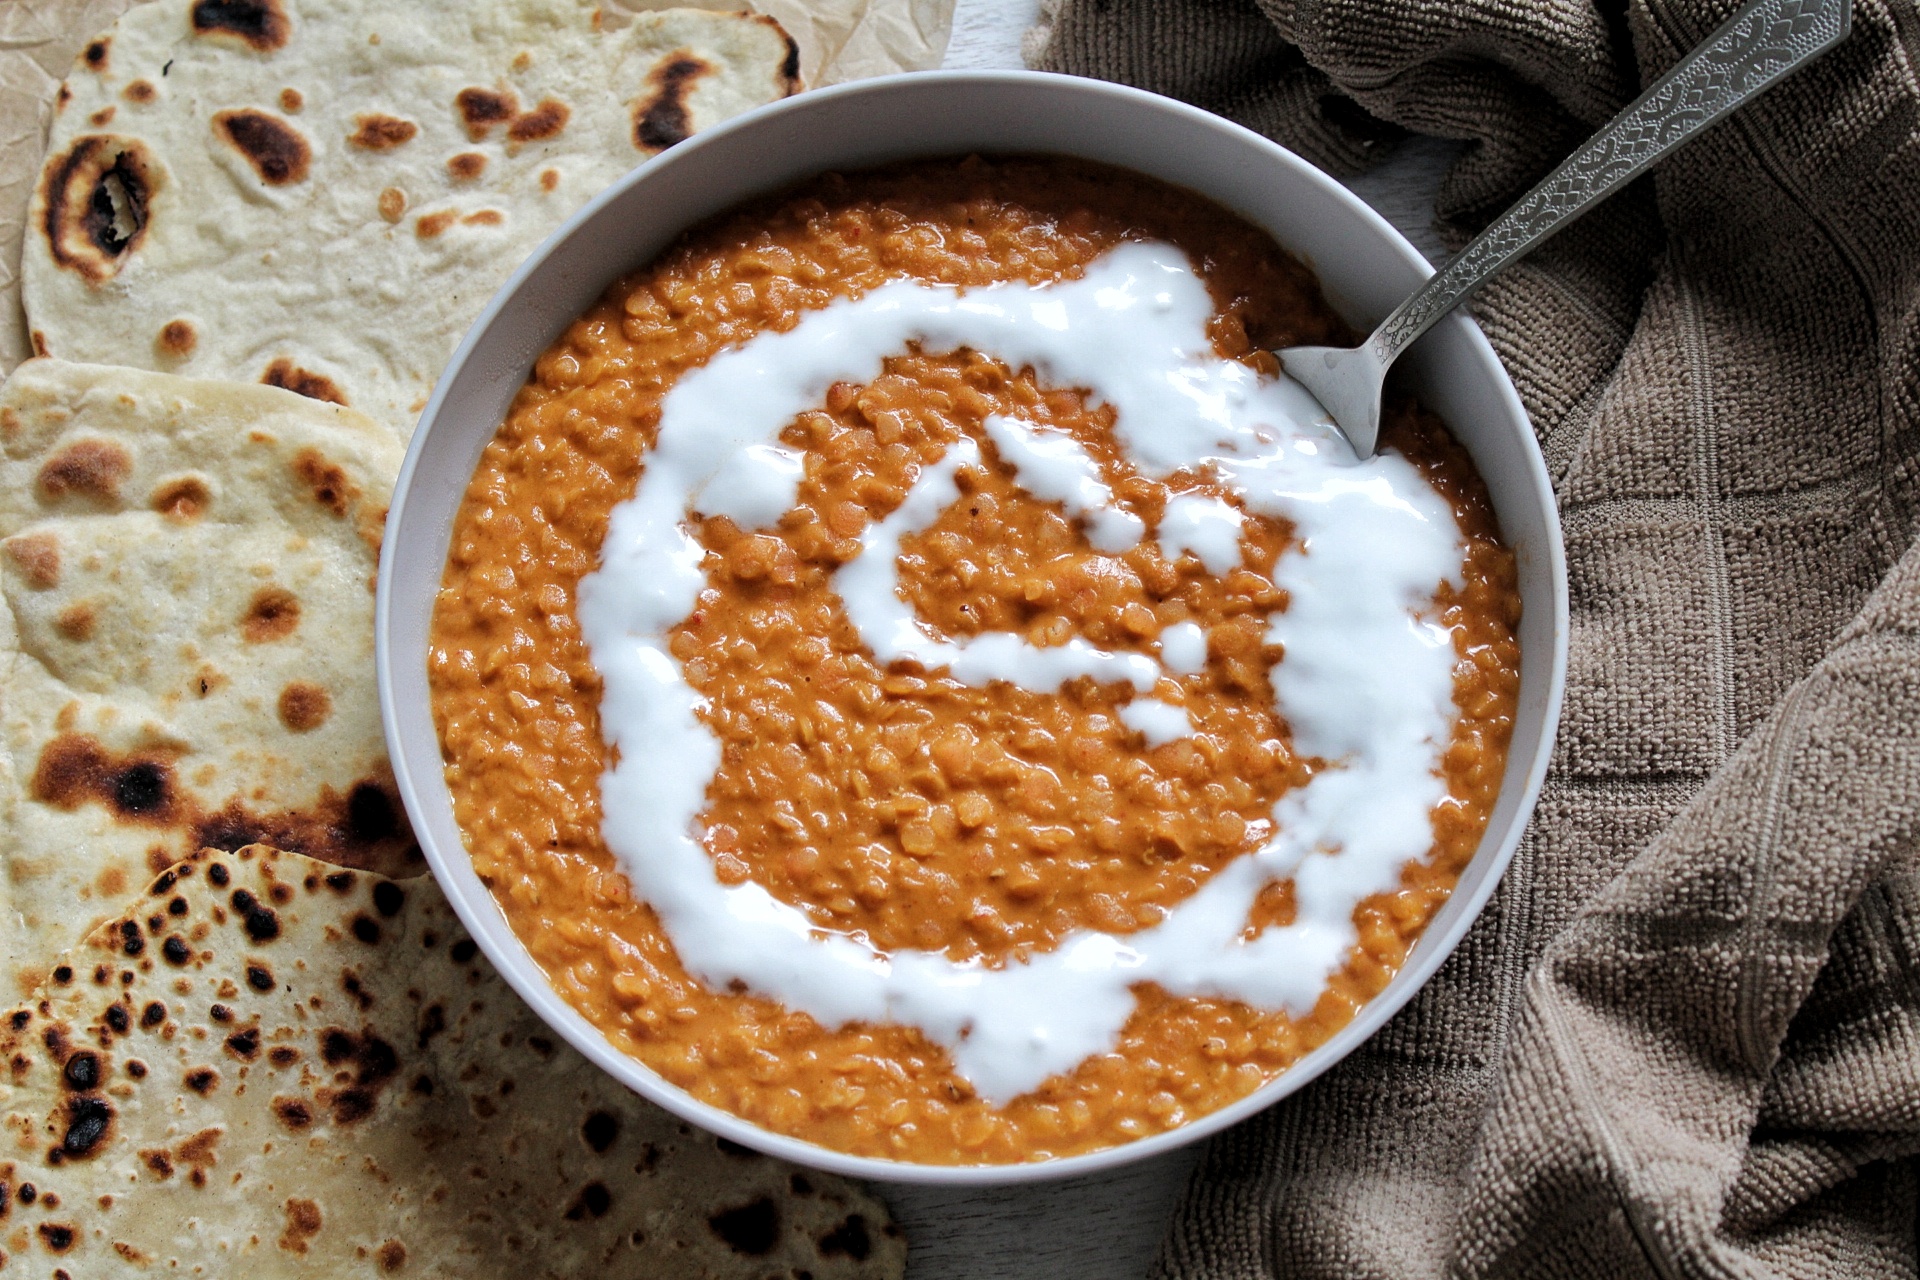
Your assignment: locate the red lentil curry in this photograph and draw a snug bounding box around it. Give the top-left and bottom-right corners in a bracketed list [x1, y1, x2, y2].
[429, 156, 1520, 1163]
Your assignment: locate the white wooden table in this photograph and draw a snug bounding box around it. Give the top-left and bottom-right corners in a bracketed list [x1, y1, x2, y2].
[873, 8, 1458, 1276]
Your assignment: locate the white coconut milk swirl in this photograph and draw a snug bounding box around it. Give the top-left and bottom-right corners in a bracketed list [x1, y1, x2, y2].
[577, 242, 1466, 1105]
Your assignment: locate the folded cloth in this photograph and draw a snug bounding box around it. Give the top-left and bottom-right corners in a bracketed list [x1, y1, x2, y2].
[1033, 0, 1920, 1275]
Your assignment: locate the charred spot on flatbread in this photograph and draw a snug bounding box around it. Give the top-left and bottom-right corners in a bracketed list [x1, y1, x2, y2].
[315, 1024, 399, 1120]
[230, 887, 281, 942]
[325, 1084, 370, 1122]
[507, 98, 570, 144]
[5, 532, 61, 587]
[564, 1181, 613, 1220]
[59, 1094, 114, 1158]
[447, 151, 486, 182]
[293, 447, 358, 514]
[582, 1109, 619, 1152]
[90, 105, 117, 127]
[83, 38, 111, 73]
[348, 114, 418, 150]
[272, 1095, 313, 1129]
[261, 358, 346, 405]
[819, 1213, 881, 1260]
[38, 438, 132, 502]
[171, 1126, 221, 1185]
[156, 318, 198, 358]
[30, 735, 179, 824]
[243, 585, 301, 641]
[455, 87, 518, 140]
[415, 210, 456, 239]
[377, 186, 407, 221]
[464, 210, 503, 227]
[278, 682, 332, 732]
[38, 135, 160, 284]
[98, 862, 130, 899]
[761, 15, 802, 91]
[633, 52, 711, 153]
[348, 782, 403, 843]
[710, 1196, 780, 1255]
[62, 1050, 101, 1090]
[151, 475, 212, 520]
[191, 0, 292, 52]
[123, 79, 156, 104]
[280, 1197, 323, 1254]
[191, 779, 420, 876]
[213, 110, 310, 185]
[281, 87, 304, 112]
[225, 1026, 262, 1061]
[53, 603, 96, 642]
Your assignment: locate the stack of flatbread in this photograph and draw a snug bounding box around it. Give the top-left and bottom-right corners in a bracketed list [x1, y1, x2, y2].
[0, 0, 918, 1272]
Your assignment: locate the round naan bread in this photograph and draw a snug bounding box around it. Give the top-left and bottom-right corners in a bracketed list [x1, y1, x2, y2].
[20, 0, 799, 437]
[0, 844, 907, 1277]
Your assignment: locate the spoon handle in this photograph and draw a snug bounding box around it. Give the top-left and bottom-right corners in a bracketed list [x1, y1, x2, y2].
[1366, 0, 1850, 368]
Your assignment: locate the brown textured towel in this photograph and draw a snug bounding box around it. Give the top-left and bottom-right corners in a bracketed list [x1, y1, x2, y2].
[1034, 0, 1920, 1275]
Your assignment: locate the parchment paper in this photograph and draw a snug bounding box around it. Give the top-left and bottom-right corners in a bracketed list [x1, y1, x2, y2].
[0, 0, 953, 373]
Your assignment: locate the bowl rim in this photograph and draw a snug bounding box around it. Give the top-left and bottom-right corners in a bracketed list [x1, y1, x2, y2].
[377, 67, 1568, 1188]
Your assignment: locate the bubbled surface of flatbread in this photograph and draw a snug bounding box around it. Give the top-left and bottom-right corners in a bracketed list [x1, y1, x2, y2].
[21, 0, 800, 438]
[0, 358, 415, 999]
[0, 845, 907, 1277]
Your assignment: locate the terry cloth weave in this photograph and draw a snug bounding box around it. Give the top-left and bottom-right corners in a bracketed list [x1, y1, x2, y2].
[1033, 0, 1920, 1276]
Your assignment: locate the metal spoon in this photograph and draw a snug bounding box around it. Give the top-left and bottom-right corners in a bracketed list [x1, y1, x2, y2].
[1281, 0, 1850, 459]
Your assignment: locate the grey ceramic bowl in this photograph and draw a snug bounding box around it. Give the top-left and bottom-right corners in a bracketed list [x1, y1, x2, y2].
[376, 70, 1568, 1187]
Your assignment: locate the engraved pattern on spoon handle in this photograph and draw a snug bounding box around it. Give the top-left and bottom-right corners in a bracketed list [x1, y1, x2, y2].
[1368, 0, 1850, 365]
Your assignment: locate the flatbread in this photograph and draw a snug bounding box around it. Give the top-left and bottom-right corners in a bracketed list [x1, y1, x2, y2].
[1, 0, 959, 380]
[0, 843, 908, 1276]
[20, 0, 801, 437]
[0, 358, 415, 999]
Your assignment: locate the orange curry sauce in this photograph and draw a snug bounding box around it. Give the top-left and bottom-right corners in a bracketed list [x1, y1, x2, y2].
[429, 157, 1520, 1163]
